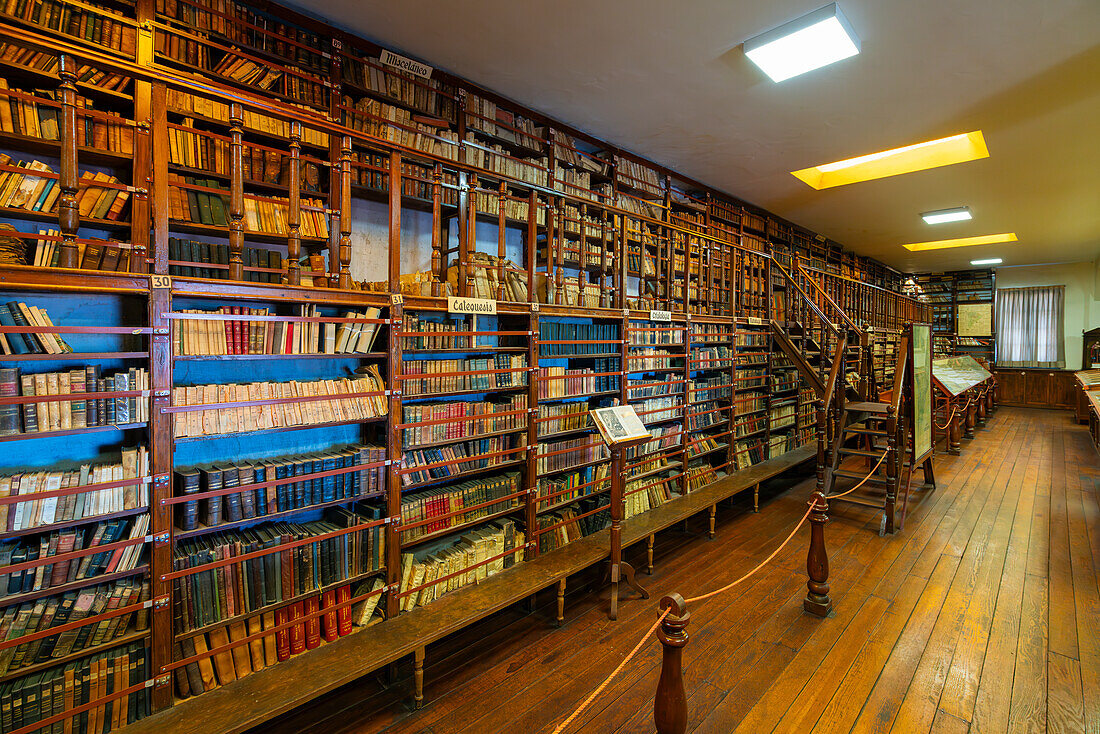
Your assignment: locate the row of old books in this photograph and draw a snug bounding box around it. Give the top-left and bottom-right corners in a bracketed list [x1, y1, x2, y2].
[622, 474, 677, 521]
[461, 136, 548, 188]
[401, 395, 527, 447]
[166, 174, 328, 239]
[535, 464, 609, 511]
[168, 123, 324, 193]
[0, 450, 149, 533]
[734, 394, 766, 416]
[341, 96, 459, 161]
[166, 238, 283, 282]
[614, 156, 662, 198]
[172, 506, 385, 633]
[0, 41, 131, 93]
[733, 412, 765, 435]
[535, 437, 608, 475]
[536, 402, 590, 436]
[464, 93, 540, 149]
[733, 438, 767, 470]
[1, 0, 137, 57]
[689, 376, 732, 401]
[0, 576, 147, 675]
[399, 434, 523, 488]
[535, 497, 609, 554]
[342, 55, 456, 122]
[536, 363, 620, 400]
[633, 395, 682, 425]
[0, 366, 149, 436]
[0, 515, 148, 598]
[171, 371, 388, 438]
[399, 314, 497, 351]
[28, 229, 136, 274]
[687, 400, 726, 432]
[350, 150, 459, 206]
[537, 321, 619, 357]
[0, 157, 126, 220]
[687, 435, 724, 459]
[0, 79, 134, 154]
[397, 518, 522, 613]
[399, 472, 521, 541]
[0, 641, 150, 734]
[691, 345, 732, 369]
[684, 462, 720, 491]
[629, 348, 680, 372]
[172, 305, 383, 356]
[627, 324, 683, 346]
[172, 577, 384, 702]
[174, 444, 385, 532]
[447, 252, 531, 303]
[165, 89, 330, 148]
[401, 355, 527, 397]
[769, 401, 796, 429]
[771, 370, 798, 393]
[0, 301, 71, 355]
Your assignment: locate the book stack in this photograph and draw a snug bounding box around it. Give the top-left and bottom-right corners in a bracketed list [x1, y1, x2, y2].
[733, 439, 767, 470]
[27, 229, 135, 272]
[0, 641, 151, 733]
[0, 79, 134, 153]
[444, 251, 530, 302]
[402, 395, 527, 447]
[687, 435, 723, 459]
[174, 443, 385, 531]
[166, 238, 284, 283]
[342, 96, 459, 161]
[535, 464, 609, 510]
[684, 462, 720, 491]
[0, 42, 132, 92]
[400, 434, 523, 487]
[689, 377, 732, 403]
[1, 366, 149, 435]
[537, 364, 619, 400]
[628, 348, 679, 372]
[553, 166, 597, 200]
[342, 55, 456, 120]
[623, 425, 681, 460]
[536, 403, 590, 437]
[0, 515, 149, 597]
[402, 355, 527, 397]
[400, 314, 480, 350]
[736, 368, 767, 389]
[0, 449, 149, 532]
[462, 137, 548, 187]
[0, 301, 71, 355]
[400, 472, 521, 540]
[691, 345, 732, 369]
[0, 1, 137, 56]
[734, 394, 766, 417]
[172, 505, 385, 633]
[0, 576, 146, 675]
[536, 437, 608, 475]
[769, 401, 796, 429]
[538, 322, 620, 357]
[171, 371, 387, 439]
[211, 54, 283, 91]
[622, 474, 677, 520]
[627, 325, 683, 347]
[165, 174, 328, 239]
[627, 377, 683, 400]
[771, 370, 798, 394]
[165, 90, 330, 147]
[633, 396, 681, 425]
[687, 401, 726, 432]
[173, 306, 382, 356]
[536, 497, 609, 553]
[398, 518, 523, 612]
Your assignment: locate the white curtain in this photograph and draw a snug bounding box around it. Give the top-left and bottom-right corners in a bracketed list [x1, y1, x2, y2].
[995, 286, 1065, 368]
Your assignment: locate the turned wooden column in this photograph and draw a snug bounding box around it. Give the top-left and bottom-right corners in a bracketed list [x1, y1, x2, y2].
[804, 492, 831, 616]
[227, 103, 245, 281]
[431, 164, 444, 296]
[57, 54, 80, 268]
[654, 594, 689, 734]
[285, 121, 302, 285]
[599, 207, 611, 308]
[335, 136, 353, 289]
[497, 181, 507, 301]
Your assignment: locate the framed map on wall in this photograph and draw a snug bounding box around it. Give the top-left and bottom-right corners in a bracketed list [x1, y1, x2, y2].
[911, 324, 932, 460]
[957, 303, 993, 336]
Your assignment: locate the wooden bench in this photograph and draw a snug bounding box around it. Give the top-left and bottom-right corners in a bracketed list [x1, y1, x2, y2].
[125, 446, 814, 734]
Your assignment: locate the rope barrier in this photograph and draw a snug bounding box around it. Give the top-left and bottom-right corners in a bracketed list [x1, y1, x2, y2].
[826, 451, 888, 500]
[934, 408, 957, 431]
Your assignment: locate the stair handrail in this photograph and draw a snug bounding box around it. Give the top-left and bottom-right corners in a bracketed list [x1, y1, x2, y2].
[771, 259, 842, 339]
[793, 260, 864, 338]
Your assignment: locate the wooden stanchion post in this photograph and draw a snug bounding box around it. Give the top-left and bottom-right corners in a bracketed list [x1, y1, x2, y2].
[654, 594, 689, 734]
[803, 493, 832, 616]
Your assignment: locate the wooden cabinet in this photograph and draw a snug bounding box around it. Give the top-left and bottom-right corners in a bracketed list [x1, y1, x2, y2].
[993, 369, 1075, 409]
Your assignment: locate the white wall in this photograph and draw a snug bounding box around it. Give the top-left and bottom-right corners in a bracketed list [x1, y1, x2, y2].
[994, 260, 1099, 369]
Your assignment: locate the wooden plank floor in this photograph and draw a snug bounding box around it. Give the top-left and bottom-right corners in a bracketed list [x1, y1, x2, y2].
[255, 407, 1100, 734]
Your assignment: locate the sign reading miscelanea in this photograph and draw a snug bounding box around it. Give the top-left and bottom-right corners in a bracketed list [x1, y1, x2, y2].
[379, 49, 433, 79]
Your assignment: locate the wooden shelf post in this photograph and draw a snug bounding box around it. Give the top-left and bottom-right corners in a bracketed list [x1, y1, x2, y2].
[227, 103, 245, 281]
[286, 121, 302, 286]
[57, 54, 80, 269]
[654, 593, 689, 734]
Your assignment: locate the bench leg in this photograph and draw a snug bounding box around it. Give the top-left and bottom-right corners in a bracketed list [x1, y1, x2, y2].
[647, 534, 655, 575]
[413, 647, 425, 710]
[753, 483, 760, 513]
[556, 578, 566, 627]
[708, 504, 716, 539]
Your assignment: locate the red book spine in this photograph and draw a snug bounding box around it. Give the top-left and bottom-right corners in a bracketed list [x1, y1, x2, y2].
[321, 589, 339, 642]
[221, 307, 233, 355]
[336, 584, 352, 637]
[303, 596, 321, 650]
[232, 307, 244, 355]
[289, 601, 306, 654]
[274, 606, 291, 661]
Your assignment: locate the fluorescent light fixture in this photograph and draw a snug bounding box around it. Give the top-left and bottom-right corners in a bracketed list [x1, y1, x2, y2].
[922, 206, 972, 225]
[792, 130, 989, 189]
[970, 258, 1002, 266]
[903, 233, 1017, 252]
[744, 4, 860, 83]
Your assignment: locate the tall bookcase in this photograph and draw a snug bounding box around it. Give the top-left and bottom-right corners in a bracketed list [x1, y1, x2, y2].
[0, 3, 930, 732]
[912, 269, 995, 363]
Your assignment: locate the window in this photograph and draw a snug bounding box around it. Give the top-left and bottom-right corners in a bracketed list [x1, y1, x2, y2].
[995, 286, 1065, 368]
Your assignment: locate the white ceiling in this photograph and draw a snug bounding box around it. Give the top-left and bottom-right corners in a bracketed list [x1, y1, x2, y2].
[289, 0, 1100, 273]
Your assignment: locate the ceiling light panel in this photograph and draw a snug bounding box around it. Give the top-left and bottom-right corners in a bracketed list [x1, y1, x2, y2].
[922, 207, 972, 225]
[970, 258, 1002, 265]
[744, 4, 860, 83]
[792, 131, 989, 189]
[903, 233, 1018, 252]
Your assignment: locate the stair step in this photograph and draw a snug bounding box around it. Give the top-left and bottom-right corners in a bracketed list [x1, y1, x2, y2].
[847, 401, 889, 413]
[845, 426, 887, 436]
[837, 447, 885, 458]
[832, 469, 891, 485]
[828, 494, 885, 509]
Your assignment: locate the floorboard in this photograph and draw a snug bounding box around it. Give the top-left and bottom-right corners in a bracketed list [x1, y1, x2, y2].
[253, 407, 1098, 734]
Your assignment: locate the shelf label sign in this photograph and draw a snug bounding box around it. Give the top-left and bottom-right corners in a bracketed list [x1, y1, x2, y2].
[649, 310, 672, 322]
[150, 275, 171, 289]
[380, 50, 433, 79]
[747, 317, 765, 326]
[448, 296, 496, 315]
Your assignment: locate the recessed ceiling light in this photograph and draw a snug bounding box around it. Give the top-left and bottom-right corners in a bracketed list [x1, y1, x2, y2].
[970, 258, 1002, 265]
[792, 130, 989, 189]
[922, 207, 972, 225]
[744, 4, 860, 83]
[903, 233, 1017, 252]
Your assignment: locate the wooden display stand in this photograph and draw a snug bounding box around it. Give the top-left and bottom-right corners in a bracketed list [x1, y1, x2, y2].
[932, 356, 995, 455]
